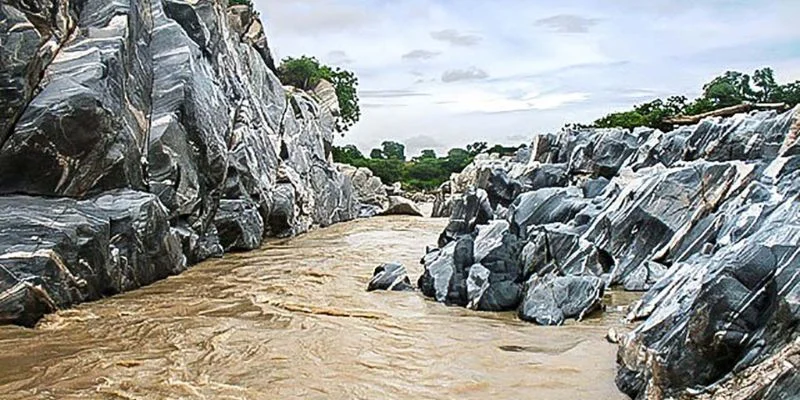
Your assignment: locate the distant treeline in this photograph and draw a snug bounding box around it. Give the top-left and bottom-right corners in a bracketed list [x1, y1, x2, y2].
[333, 142, 523, 191]
[584, 67, 799, 131]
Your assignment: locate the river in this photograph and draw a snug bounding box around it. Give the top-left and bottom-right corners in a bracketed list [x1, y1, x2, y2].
[0, 214, 634, 399]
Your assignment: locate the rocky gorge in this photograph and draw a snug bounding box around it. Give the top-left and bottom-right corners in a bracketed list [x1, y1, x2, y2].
[1, 1, 799, 400]
[406, 106, 800, 398]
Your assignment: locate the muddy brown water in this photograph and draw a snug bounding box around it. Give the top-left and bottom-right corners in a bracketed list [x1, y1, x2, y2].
[0, 214, 636, 399]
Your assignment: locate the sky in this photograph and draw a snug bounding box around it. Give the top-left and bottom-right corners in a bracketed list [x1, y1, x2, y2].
[254, 0, 800, 157]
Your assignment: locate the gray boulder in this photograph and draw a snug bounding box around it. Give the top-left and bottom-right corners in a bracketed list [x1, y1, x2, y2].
[214, 200, 264, 251]
[380, 196, 423, 217]
[518, 274, 605, 326]
[367, 263, 413, 292]
[507, 187, 589, 239]
[337, 163, 388, 217]
[438, 187, 493, 247]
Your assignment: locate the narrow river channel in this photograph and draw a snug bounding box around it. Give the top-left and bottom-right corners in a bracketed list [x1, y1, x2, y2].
[0, 214, 634, 399]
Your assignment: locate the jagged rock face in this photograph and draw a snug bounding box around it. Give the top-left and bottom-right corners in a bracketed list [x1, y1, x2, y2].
[617, 160, 800, 399]
[0, 0, 153, 196]
[416, 106, 800, 397]
[438, 187, 493, 247]
[0, 190, 185, 327]
[0, 0, 359, 326]
[337, 163, 388, 217]
[312, 79, 341, 117]
[214, 200, 264, 251]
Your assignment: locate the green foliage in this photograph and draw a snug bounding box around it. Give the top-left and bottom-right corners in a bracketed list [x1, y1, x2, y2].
[590, 67, 799, 131]
[227, 0, 252, 6]
[466, 142, 487, 155]
[332, 141, 505, 191]
[277, 56, 361, 133]
[487, 144, 525, 157]
[331, 145, 363, 165]
[416, 149, 437, 160]
[379, 141, 406, 161]
[702, 71, 754, 107]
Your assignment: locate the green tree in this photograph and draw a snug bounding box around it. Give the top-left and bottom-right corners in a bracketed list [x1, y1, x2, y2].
[412, 149, 437, 162]
[702, 71, 755, 107]
[331, 145, 364, 164]
[228, 0, 252, 6]
[589, 67, 799, 132]
[753, 67, 778, 102]
[773, 81, 800, 105]
[594, 110, 647, 130]
[277, 56, 361, 133]
[369, 148, 385, 159]
[330, 67, 361, 133]
[365, 159, 405, 184]
[466, 141, 488, 155]
[444, 148, 473, 173]
[381, 141, 405, 161]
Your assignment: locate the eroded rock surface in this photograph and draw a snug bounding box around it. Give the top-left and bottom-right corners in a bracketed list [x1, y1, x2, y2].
[0, 0, 360, 326]
[416, 106, 800, 398]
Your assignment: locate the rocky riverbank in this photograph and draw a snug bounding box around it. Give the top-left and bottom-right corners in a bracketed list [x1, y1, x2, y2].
[414, 107, 800, 398]
[0, 0, 362, 326]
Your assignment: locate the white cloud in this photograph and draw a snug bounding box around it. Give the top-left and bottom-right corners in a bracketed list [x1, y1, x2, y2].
[402, 49, 442, 61]
[441, 67, 489, 83]
[534, 15, 599, 33]
[253, 0, 800, 153]
[430, 29, 483, 46]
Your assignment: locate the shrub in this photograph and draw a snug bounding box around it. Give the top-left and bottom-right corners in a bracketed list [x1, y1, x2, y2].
[278, 56, 361, 133]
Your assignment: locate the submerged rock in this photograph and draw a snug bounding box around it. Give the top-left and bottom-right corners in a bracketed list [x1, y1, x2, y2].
[367, 263, 413, 292]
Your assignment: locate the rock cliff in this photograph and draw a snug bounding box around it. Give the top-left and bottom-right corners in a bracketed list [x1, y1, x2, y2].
[422, 107, 800, 399]
[0, 0, 358, 326]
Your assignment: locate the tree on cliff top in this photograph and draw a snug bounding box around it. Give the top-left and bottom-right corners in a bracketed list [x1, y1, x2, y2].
[228, 0, 252, 6]
[592, 67, 799, 131]
[277, 56, 361, 133]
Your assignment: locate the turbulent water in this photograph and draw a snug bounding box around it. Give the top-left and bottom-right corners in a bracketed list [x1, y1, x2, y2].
[0, 214, 635, 399]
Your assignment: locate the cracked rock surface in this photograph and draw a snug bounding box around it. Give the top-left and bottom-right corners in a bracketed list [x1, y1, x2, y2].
[421, 106, 800, 398]
[0, 0, 359, 326]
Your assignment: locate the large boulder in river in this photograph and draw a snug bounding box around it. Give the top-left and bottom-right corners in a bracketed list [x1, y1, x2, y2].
[418, 235, 475, 306]
[367, 263, 413, 292]
[518, 274, 605, 326]
[420, 221, 524, 311]
[381, 196, 424, 217]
